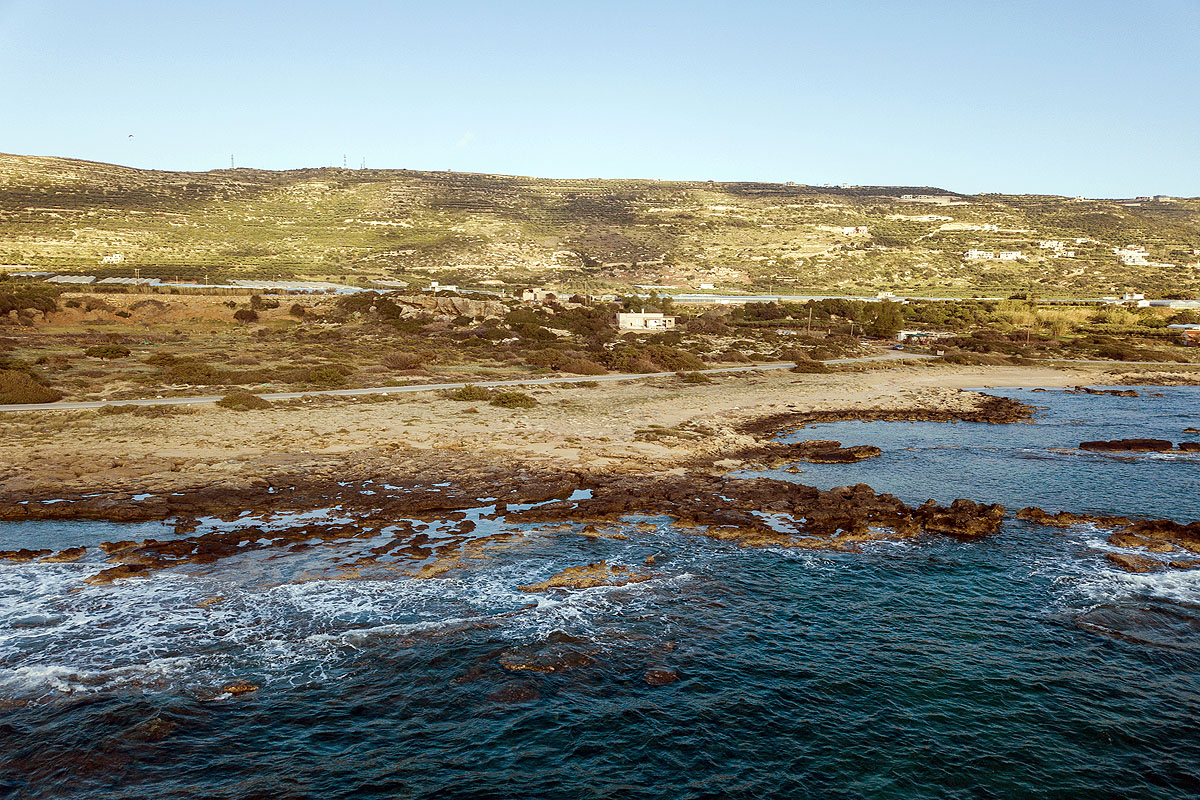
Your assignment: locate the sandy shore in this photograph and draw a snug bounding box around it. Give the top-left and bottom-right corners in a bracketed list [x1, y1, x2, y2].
[0, 361, 1130, 499]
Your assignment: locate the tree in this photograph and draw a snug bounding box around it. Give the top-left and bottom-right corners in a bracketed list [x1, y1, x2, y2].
[867, 301, 903, 338]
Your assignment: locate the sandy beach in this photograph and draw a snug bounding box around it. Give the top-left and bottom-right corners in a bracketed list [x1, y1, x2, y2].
[0, 361, 1139, 499]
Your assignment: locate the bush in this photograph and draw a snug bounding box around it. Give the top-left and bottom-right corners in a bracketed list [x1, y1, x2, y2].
[96, 403, 195, 418]
[165, 360, 223, 384]
[676, 371, 712, 384]
[289, 303, 308, 318]
[233, 309, 259, 324]
[790, 361, 830, 373]
[0, 370, 63, 403]
[216, 391, 272, 411]
[115, 310, 132, 318]
[144, 352, 178, 367]
[526, 348, 606, 375]
[381, 352, 425, 370]
[490, 390, 537, 408]
[250, 294, 279, 311]
[609, 344, 705, 373]
[84, 345, 131, 359]
[443, 384, 492, 402]
[305, 366, 348, 387]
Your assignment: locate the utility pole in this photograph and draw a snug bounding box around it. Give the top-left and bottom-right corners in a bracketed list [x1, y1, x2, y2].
[343, 154, 347, 169]
[807, 306, 813, 333]
[230, 154, 235, 169]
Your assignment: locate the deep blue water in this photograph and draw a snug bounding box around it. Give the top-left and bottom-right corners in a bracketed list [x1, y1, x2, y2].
[1, 387, 1199, 799]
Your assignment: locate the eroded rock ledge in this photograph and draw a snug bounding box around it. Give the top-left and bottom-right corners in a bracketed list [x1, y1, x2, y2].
[736, 394, 1035, 437]
[1016, 507, 1200, 572]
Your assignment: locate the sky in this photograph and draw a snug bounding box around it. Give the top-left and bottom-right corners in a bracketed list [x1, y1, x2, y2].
[1, 0, 1197, 197]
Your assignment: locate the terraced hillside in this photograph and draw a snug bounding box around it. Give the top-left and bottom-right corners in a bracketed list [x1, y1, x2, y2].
[1, 153, 1198, 295]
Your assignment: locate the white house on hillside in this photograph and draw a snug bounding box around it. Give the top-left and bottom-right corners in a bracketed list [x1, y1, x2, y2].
[618, 312, 677, 331]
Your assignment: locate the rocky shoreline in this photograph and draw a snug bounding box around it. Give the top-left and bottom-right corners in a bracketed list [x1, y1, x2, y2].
[1, 383, 1193, 583]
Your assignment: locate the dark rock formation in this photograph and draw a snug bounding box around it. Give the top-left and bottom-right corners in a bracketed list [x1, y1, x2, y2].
[1067, 386, 1139, 397]
[736, 394, 1035, 436]
[1079, 439, 1172, 452]
[721, 440, 882, 470]
[0, 548, 52, 562]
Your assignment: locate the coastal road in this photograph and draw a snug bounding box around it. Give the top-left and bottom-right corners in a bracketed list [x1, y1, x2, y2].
[0, 351, 932, 413]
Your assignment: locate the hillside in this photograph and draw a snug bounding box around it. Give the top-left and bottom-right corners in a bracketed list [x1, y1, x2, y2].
[1, 153, 1198, 295]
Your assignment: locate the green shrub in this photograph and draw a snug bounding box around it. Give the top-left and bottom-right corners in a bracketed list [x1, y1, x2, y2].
[490, 390, 537, 408]
[215, 391, 272, 411]
[0, 370, 63, 403]
[84, 345, 131, 359]
[443, 384, 492, 401]
[305, 366, 349, 387]
[165, 360, 223, 384]
[143, 352, 178, 366]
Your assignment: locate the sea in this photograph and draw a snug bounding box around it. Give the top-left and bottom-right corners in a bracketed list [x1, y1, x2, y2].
[1, 387, 1198, 799]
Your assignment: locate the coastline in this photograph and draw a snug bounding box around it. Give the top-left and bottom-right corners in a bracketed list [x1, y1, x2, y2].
[1, 362, 1107, 500]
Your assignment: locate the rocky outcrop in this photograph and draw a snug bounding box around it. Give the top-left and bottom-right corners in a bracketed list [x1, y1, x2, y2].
[719, 440, 882, 470]
[518, 561, 653, 592]
[388, 294, 507, 321]
[1079, 439, 1172, 452]
[1105, 553, 1164, 573]
[1066, 386, 1139, 397]
[1078, 439, 1199, 453]
[1018, 506, 1200, 571]
[737, 393, 1034, 436]
[0, 548, 52, 562]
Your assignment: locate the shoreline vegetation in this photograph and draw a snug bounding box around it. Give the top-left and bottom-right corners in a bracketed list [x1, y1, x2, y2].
[2, 365, 1197, 583]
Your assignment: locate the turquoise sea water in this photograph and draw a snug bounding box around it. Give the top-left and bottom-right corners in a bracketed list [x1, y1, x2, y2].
[1, 387, 1198, 799]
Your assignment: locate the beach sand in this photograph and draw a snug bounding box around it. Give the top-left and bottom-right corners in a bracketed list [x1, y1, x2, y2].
[0, 361, 1133, 499]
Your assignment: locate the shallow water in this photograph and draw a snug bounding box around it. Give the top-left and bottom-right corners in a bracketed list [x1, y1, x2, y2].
[1, 388, 1199, 799]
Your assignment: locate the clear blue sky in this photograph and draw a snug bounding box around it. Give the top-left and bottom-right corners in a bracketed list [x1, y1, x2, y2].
[1, 0, 1197, 197]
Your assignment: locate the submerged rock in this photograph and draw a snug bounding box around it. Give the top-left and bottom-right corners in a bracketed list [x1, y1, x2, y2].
[644, 668, 679, 687]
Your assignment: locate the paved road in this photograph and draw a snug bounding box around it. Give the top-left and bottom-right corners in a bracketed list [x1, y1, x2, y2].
[0, 351, 931, 413]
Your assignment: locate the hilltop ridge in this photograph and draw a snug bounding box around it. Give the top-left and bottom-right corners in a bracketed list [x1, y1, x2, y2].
[1, 152, 1197, 295]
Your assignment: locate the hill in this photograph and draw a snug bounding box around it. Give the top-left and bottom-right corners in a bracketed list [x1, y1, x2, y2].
[1, 152, 1197, 295]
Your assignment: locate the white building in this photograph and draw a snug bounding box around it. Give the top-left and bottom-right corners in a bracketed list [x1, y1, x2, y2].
[618, 312, 677, 331]
[964, 249, 995, 260]
[997, 251, 1023, 261]
[698, 283, 716, 290]
[841, 226, 869, 235]
[1114, 246, 1150, 266]
[100, 253, 124, 264]
[520, 288, 558, 303]
[426, 281, 458, 293]
[1038, 241, 1064, 250]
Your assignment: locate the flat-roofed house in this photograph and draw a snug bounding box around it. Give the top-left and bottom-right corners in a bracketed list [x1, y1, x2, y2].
[617, 312, 677, 331]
